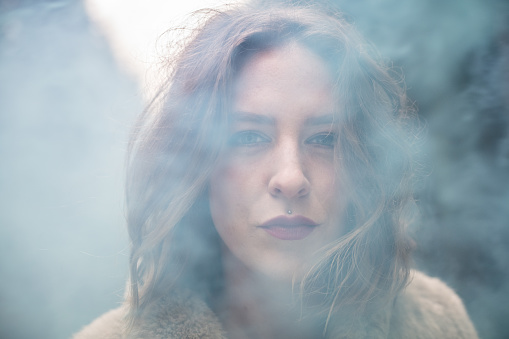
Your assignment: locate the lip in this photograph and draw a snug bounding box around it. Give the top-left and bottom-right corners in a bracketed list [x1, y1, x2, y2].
[259, 215, 318, 240]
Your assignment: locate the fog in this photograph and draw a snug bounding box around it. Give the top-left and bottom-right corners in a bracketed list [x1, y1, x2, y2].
[325, 1, 509, 337]
[0, 1, 137, 337]
[0, 0, 508, 338]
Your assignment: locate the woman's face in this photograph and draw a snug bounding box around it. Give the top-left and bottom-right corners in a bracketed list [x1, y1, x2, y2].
[209, 42, 345, 282]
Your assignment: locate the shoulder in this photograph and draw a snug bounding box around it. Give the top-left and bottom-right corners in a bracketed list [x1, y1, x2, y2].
[73, 307, 125, 339]
[389, 270, 479, 339]
[128, 288, 226, 339]
[72, 289, 226, 339]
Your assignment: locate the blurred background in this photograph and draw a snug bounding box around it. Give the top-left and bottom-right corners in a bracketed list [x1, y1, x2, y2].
[0, 0, 507, 338]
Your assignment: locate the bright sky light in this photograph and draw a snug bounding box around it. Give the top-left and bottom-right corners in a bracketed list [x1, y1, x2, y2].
[84, 0, 245, 99]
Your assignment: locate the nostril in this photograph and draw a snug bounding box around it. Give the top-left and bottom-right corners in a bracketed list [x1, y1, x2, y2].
[270, 187, 282, 196]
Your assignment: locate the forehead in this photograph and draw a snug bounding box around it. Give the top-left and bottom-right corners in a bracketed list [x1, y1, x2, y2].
[232, 42, 336, 120]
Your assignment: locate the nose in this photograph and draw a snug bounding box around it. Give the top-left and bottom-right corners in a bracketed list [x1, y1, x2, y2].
[268, 145, 310, 200]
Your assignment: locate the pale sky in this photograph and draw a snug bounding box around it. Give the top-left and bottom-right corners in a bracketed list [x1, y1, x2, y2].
[84, 0, 245, 99]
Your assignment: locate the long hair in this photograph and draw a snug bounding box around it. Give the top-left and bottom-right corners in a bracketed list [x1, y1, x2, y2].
[125, 3, 417, 331]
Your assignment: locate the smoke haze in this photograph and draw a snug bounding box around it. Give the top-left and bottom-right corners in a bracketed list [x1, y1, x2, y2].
[1, 0, 508, 338]
[324, 0, 509, 337]
[0, 1, 139, 338]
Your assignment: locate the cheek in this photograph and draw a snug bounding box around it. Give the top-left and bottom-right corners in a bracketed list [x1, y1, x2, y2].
[209, 169, 233, 232]
[208, 160, 253, 232]
[309, 155, 338, 199]
[310, 156, 345, 233]
[322, 175, 342, 219]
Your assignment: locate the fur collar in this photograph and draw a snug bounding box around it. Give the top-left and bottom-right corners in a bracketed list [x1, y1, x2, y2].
[74, 270, 478, 339]
[128, 289, 392, 339]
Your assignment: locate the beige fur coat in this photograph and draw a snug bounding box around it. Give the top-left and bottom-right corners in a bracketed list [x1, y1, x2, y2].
[73, 270, 478, 338]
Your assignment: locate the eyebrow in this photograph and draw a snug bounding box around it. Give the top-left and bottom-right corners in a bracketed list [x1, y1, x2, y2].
[231, 111, 335, 126]
[230, 111, 275, 125]
[305, 114, 335, 126]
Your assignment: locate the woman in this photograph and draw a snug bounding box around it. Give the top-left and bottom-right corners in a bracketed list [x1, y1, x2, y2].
[75, 3, 478, 338]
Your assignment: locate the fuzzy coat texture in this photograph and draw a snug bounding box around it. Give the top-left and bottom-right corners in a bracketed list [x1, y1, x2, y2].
[74, 270, 478, 339]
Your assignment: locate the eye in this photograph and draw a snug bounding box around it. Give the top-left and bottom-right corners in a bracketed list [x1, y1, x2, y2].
[228, 130, 271, 146]
[306, 132, 337, 148]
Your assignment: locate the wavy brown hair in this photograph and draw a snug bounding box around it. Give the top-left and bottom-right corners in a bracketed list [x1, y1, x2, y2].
[125, 3, 417, 333]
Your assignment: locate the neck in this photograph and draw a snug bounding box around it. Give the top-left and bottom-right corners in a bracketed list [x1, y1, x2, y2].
[217, 248, 322, 339]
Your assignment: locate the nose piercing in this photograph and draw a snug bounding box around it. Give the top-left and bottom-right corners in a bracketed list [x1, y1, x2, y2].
[287, 210, 292, 215]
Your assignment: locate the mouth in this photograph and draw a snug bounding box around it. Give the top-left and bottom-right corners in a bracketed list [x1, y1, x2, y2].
[259, 215, 318, 240]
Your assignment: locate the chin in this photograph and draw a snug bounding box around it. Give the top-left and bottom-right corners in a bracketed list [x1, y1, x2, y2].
[253, 256, 315, 286]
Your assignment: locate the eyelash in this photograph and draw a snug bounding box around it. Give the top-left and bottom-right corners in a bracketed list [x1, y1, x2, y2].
[228, 131, 270, 146]
[305, 132, 337, 148]
[228, 131, 337, 148]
